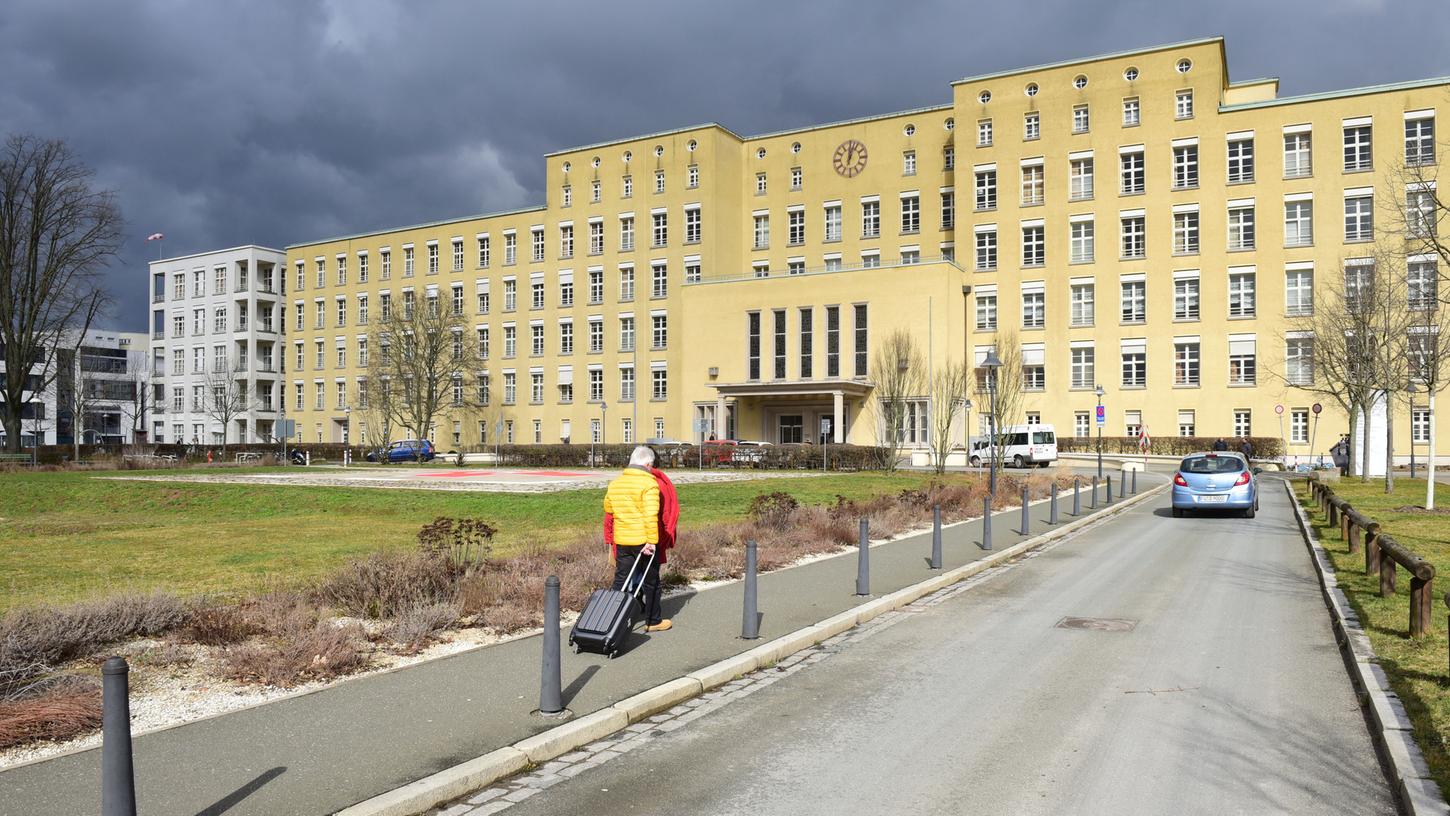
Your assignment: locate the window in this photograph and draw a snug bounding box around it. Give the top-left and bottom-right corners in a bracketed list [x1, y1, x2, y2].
[755, 173, 767, 195]
[1121, 279, 1146, 322]
[622, 175, 633, 199]
[651, 212, 667, 247]
[1021, 288, 1045, 329]
[772, 310, 786, 379]
[477, 236, 490, 268]
[1178, 411, 1196, 437]
[752, 214, 770, 249]
[1284, 132, 1312, 178]
[900, 195, 920, 234]
[615, 216, 634, 252]
[1125, 410, 1142, 438]
[688, 165, 699, 188]
[1023, 351, 1045, 390]
[1172, 210, 1199, 254]
[1227, 137, 1254, 183]
[1070, 283, 1094, 326]
[747, 311, 761, 380]
[1021, 163, 1044, 205]
[1228, 205, 1256, 250]
[940, 191, 955, 230]
[975, 228, 997, 270]
[530, 228, 544, 262]
[862, 200, 880, 237]
[1286, 337, 1314, 385]
[561, 185, 572, 208]
[826, 306, 840, 377]
[1344, 194, 1373, 241]
[503, 325, 516, 357]
[1174, 276, 1200, 320]
[943, 146, 954, 170]
[654, 170, 665, 193]
[1284, 199, 1314, 246]
[478, 327, 489, 359]
[899, 249, 918, 266]
[975, 292, 998, 330]
[1070, 157, 1094, 200]
[822, 205, 842, 242]
[903, 150, 917, 175]
[853, 305, 868, 377]
[619, 366, 634, 402]
[337, 297, 348, 326]
[1075, 412, 1090, 437]
[652, 314, 668, 350]
[1174, 342, 1200, 386]
[503, 279, 517, 311]
[560, 276, 574, 307]
[1175, 89, 1193, 119]
[1228, 270, 1256, 317]
[1122, 97, 1140, 127]
[800, 307, 813, 378]
[1070, 347, 1095, 389]
[1072, 104, 1089, 133]
[1343, 124, 1373, 172]
[1412, 408, 1431, 443]
[531, 324, 545, 356]
[314, 340, 324, 369]
[1231, 409, 1252, 438]
[1172, 144, 1198, 188]
[651, 263, 667, 298]
[977, 120, 992, 147]
[1345, 261, 1375, 312]
[1069, 219, 1095, 263]
[503, 372, 516, 404]
[790, 167, 802, 190]
[1120, 215, 1145, 258]
[530, 372, 544, 404]
[379, 292, 392, 320]
[685, 207, 701, 244]
[1409, 187, 1438, 239]
[975, 169, 997, 210]
[559, 225, 573, 259]
[1406, 113, 1436, 166]
[589, 221, 604, 255]
[503, 233, 516, 265]
[1285, 267, 1314, 316]
[861, 252, 880, 269]
[1022, 224, 1045, 266]
[559, 321, 572, 354]
[589, 269, 604, 303]
[685, 260, 701, 283]
[1228, 336, 1256, 385]
[1409, 259, 1438, 309]
[1024, 111, 1040, 140]
[1121, 342, 1146, 387]
[403, 246, 417, 277]
[588, 318, 603, 353]
[788, 210, 805, 245]
[592, 179, 602, 202]
[1120, 149, 1144, 194]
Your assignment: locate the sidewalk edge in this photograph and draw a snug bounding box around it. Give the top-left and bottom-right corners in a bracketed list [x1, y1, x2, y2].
[336, 482, 1167, 816]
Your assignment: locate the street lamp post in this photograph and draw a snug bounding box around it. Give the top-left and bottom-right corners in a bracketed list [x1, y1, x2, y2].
[981, 350, 1002, 495]
[963, 398, 973, 468]
[600, 400, 609, 467]
[1408, 383, 1419, 480]
[343, 406, 351, 467]
[1095, 384, 1105, 479]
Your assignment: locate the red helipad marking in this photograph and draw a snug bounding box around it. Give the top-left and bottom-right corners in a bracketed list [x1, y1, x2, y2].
[517, 470, 593, 478]
[414, 470, 495, 478]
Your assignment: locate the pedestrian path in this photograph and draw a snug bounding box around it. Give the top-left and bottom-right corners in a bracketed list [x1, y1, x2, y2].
[0, 470, 1161, 816]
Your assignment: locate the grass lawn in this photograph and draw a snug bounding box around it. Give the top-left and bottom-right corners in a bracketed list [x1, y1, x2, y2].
[0, 468, 981, 610]
[1296, 477, 1450, 796]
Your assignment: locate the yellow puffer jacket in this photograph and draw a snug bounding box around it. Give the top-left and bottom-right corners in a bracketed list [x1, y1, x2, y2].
[603, 466, 660, 546]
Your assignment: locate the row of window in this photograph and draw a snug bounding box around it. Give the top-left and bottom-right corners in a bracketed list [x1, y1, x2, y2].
[154, 266, 281, 303]
[560, 164, 696, 207]
[745, 305, 870, 382]
[163, 304, 278, 338]
[982, 336, 1267, 391]
[159, 345, 277, 378]
[290, 364, 670, 413]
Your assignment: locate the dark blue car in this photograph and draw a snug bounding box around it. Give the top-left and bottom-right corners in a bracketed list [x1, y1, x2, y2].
[366, 439, 436, 463]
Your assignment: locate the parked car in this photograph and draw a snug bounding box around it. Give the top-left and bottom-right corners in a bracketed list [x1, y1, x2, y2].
[1171, 452, 1260, 518]
[700, 439, 738, 466]
[366, 439, 436, 463]
[967, 425, 1059, 468]
[731, 441, 772, 466]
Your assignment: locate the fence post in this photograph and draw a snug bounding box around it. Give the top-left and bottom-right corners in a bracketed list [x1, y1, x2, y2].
[1381, 559, 1397, 599]
[101, 657, 137, 816]
[539, 576, 563, 715]
[981, 496, 993, 551]
[742, 540, 759, 639]
[1072, 478, 1081, 516]
[1019, 485, 1030, 535]
[1340, 507, 1353, 544]
[1049, 482, 1059, 524]
[1090, 476, 1098, 509]
[1411, 573, 1433, 638]
[856, 518, 870, 596]
[1365, 523, 1382, 575]
[1347, 516, 1361, 555]
[930, 506, 943, 570]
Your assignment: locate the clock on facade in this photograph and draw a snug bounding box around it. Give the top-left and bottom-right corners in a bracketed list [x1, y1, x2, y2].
[833, 139, 868, 177]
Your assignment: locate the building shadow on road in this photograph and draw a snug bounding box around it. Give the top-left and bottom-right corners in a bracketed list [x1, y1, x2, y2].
[195, 766, 285, 815]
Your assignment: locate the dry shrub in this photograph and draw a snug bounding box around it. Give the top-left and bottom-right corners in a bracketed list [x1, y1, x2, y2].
[179, 603, 260, 646]
[0, 676, 102, 750]
[747, 492, 800, 529]
[667, 523, 747, 581]
[317, 551, 458, 619]
[459, 535, 610, 634]
[222, 617, 369, 688]
[0, 592, 186, 686]
[387, 601, 461, 649]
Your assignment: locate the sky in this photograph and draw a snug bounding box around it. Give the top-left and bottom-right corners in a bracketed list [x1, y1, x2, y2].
[2, 0, 1447, 330]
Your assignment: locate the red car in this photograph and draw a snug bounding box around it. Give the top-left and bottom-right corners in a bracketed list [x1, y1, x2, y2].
[700, 439, 738, 466]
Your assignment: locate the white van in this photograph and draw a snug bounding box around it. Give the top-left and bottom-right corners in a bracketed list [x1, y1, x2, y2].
[969, 424, 1058, 468]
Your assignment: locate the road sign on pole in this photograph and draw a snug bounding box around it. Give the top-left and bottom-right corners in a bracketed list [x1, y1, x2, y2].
[1095, 405, 1106, 427]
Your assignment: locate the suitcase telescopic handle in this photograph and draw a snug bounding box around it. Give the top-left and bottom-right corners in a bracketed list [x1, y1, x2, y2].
[622, 549, 657, 600]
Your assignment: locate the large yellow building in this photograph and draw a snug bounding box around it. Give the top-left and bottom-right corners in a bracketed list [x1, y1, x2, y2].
[281, 38, 1448, 461]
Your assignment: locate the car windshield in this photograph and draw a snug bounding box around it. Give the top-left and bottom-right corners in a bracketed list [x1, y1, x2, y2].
[1181, 455, 1244, 474]
[1032, 431, 1055, 444]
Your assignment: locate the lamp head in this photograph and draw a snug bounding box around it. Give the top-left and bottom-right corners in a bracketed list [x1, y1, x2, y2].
[1094, 385, 1105, 398]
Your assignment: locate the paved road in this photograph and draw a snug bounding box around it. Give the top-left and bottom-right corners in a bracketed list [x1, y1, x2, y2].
[505, 481, 1395, 816]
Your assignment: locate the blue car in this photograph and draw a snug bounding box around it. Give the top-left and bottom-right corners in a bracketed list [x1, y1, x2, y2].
[1171, 452, 1259, 518]
[368, 439, 436, 463]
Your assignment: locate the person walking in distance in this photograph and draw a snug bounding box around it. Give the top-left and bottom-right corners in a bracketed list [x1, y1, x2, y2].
[603, 446, 676, 632]
[1211, 437, 1228, 452]
[1238, 437, 1255, 462]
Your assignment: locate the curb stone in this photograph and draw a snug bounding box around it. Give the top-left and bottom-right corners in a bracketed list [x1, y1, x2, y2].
[338, 481, 1168, 816]
[1284, 480, 1450, 816]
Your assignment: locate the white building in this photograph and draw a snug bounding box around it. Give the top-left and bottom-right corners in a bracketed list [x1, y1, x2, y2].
[148, 245, 287, 445]
[0, 328, 148, 447]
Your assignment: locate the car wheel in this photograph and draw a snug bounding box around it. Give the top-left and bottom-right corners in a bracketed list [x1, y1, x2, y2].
[1012, 455, 1025, 468]
[1172, 508, 1183, 518]
[1243, 505, 1256, 519]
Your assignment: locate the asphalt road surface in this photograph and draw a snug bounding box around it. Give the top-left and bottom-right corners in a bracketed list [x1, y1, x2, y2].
[507, 481, 1395, 816]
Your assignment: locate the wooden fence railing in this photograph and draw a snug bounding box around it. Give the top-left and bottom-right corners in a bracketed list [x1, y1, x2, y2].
[1306, 475, 1435, 638]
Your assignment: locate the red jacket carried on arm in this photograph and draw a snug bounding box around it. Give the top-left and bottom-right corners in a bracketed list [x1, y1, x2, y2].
[605, 468, 679, 563]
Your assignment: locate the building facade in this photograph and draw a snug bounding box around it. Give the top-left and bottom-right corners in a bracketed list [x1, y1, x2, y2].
[147, 245, 288, 445]
[279, 38, 1448, 460]
[0, 328, 148, 447]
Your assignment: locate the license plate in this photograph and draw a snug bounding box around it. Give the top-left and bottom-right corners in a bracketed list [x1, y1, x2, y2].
[1197, 494, 1228, 504]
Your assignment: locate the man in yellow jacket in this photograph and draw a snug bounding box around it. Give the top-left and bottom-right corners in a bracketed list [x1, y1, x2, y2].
[603, 446, 671, 631]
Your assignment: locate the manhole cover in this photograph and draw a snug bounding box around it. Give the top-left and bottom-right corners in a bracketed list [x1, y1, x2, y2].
[1055, 616, 1137, 632]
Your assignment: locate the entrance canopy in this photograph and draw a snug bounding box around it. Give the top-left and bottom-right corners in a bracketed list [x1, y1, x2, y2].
[708, 379, 874, 444]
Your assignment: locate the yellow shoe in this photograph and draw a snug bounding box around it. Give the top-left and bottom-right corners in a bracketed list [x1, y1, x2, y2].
[645, 620, 673, 632]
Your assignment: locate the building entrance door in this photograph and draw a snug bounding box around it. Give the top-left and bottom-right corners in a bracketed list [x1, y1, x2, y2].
[778, 414, 804, 444]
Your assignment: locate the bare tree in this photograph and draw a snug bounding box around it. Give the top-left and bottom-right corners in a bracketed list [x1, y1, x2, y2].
[365, 291, 485, 460]
[1388, 133, 1450, 298]
[0, 135, 121, 452]
[926, 358, 972, 475]
[203, 368, 253, 455]
[360, 374, 395, 457]
[120, 354, 152, 448]
[977, 329, 1024, 472]
[1366, 248, 1418, 493]
[869, 329, 925, 471]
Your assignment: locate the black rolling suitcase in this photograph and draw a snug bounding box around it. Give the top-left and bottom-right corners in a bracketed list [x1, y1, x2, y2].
[569, 551, 655, 658]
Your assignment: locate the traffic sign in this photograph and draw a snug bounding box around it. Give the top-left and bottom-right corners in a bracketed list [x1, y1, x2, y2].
[1274, 404, 1285, 415]
[1311, 403, 1322, 415]
[1095, 405, 1106, 426]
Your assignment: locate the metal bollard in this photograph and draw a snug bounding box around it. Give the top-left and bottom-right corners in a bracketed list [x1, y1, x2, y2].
[981, 495, 993, 550]
[742, 540, 760, 639]
[856, 518, 870, 596]
[1072, 478, 1081, 516]
[539, 576, 563, 714]
[1132, 469, 1138, 494]
[1119, 473, 1126, 498]
[1106, 476, 1113, 505]
[1019, 485, 1030, 535]
[930, 505, 943, 570]
[101, 657, 137, 816]
[1050, 482, 1059, 524]
[1090, 476, 1098, 509]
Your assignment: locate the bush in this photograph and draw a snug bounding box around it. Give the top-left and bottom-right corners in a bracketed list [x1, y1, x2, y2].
[747, 492, 800, 529]
[416, 517, 495, 574]
[387, 601, 461, 649]
[0, 592, 187, 686]
[316, 551, 458, 619]
[0, 676, 102, 750]
[180, 603, 260, 646]
[222, 617, 369, 688]
[1056, 435, 1284, 458]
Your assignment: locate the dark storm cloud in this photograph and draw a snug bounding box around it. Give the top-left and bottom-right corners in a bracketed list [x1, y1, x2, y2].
[1, 0, 1446, 329]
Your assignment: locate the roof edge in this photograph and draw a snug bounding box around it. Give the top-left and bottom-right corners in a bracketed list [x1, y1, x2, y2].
[748, 103, 954, 141]
[1219, 75, 1450, 112]
[147, 244, 285, 266]
[285, 205, 548, 250]
[950, 36, 1224, 87]
[543, 123, 743, 159]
